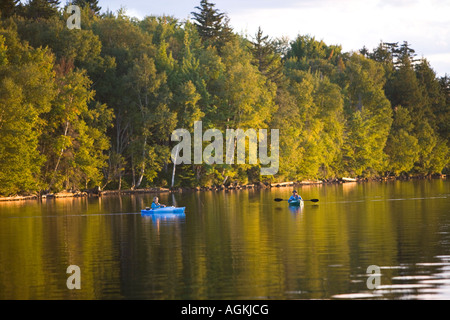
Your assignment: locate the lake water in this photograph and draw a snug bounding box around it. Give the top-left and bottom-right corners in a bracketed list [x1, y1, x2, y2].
[0, 179, 449, 300]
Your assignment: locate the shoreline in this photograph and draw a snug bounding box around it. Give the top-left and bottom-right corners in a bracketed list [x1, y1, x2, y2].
[0, 174, 446, 202]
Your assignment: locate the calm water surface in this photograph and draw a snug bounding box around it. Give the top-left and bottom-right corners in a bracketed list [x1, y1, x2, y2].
[0, 180, 449, 300]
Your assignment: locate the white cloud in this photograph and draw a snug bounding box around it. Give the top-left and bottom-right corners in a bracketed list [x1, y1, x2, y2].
[96, 0, 450, 76]
[425, 53, 450, 76]
[227, 0, 450, 75]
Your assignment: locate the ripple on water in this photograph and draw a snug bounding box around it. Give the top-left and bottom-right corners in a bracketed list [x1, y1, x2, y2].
[332, 293, 383, 299]
[391, 275, 435, 281]
[334, 256, 450, 299]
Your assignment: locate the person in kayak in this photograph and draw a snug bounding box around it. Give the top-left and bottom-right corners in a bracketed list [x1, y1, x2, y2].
[151, 196, 166, 209]
[288, 190, 302, 203]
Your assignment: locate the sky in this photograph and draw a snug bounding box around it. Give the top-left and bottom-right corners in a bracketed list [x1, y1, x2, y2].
[93, 0, 450, 77]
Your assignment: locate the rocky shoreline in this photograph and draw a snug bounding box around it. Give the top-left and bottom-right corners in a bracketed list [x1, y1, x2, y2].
[0, 174, 446, 202]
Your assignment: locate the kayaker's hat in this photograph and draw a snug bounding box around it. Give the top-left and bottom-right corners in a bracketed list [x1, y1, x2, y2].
[293, 190, 297, 193]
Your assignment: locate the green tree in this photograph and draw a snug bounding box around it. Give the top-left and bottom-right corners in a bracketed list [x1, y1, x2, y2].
[270, 83, 303, 180]
[21, 0, 60, 19]
[191, 0, 223, 41]
[91, 12, 155, 188]
[175, 81, 203, 128]
[76, 101, 113, 189]
[340, 53, 393, 176]
[410, 119, 448, 175]
[314, 76, 345, 178]
[191, 0, 234, 50]
[427, 138, 449, 174]
[385, 53, 426, 126]
[0, 0, 19, 18]
[0, 29, 56, 195]
[415, 59, 448, 140]
[285, 34, 342, 79]
[287, 34, 329, 61]
[384, 106, 419, 175]
[126, 53, 175, 188]
[249, 27, 283, 83]
[15, 13, 103, 71]
[217, 37, 276, 129]
[366, 42, 395, 81]
[2, 3, 448, 193]
[39, 64, 112, 191]
[273, 70, 327, 180]
[291, 73, 325, 179]
[72, 0, 101, 15]
[437, 75, 450, 141]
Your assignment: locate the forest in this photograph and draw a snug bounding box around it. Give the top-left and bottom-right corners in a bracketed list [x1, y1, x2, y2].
[0, 0, 448, 196]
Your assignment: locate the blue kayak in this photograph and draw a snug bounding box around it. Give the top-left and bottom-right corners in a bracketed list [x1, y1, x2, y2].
[141, 206, 186, 215]
[288, 199, 303, 207]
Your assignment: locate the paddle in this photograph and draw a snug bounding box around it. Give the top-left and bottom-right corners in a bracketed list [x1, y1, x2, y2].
[274, 198, 319, 203]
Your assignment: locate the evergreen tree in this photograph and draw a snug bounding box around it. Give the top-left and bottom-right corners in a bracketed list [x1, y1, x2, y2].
[359, 45, 369, 57]
[250, 27, 283, 83]
[287, 34, 329, 61]
[72, 0, 101, 15]
[437, 75, 450, 140]
[0, 0, 19, 18]
[385, 54, 426, 127]
[285, 34, 342, 78]
[395, 41, 419, 67]
[191, 0, 233, 50]
[191, 0, 223, 42]
[367, 42, 395, 79]
[415, 59, 447, 138]
[368, 42, 394, 64]
[22, 0, 60, 19]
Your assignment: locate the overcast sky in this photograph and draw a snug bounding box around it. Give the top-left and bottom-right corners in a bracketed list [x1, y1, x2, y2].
[93, 0, 449, 77]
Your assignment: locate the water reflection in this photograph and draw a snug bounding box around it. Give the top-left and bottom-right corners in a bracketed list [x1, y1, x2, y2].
[333, 255, 450, 299]
[141, 213, 186, 224]
[288, 205, 303, 215]
[0, 179, 449, 299]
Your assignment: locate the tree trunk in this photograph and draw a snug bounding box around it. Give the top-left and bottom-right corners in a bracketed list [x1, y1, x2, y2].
[171, 144, 179, 188]
[136, 136, 147, 188]
[48, 120, 69, 190]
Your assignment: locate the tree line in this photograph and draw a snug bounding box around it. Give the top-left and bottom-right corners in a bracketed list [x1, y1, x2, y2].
[0, 0, 448, 196]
